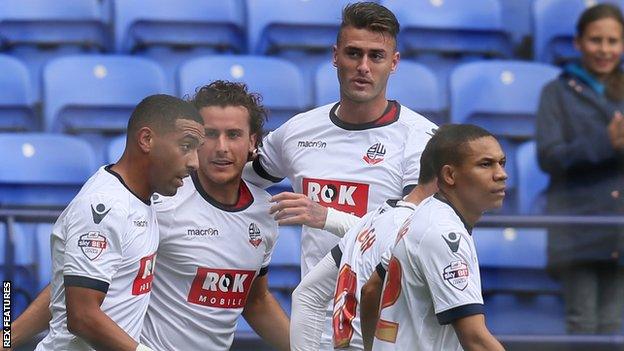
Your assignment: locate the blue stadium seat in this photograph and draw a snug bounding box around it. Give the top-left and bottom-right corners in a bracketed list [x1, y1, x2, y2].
[314, 60, 446, 124]
[266, 178, 294, 197]
[178, 55, 308, 131]
[269, 225, 301, 290]
[0, 133, 97, 208]
[382, 0, 512, 58]
[43, 55, 166, 133]
[0, 55, 35, 131]
[107, 134, 126, 164]
[484, 294, 565, 335]
[35, 223, 53, 292]
[113, 0, 245, 91]
[475, 227, 560, 294]
[246, 0, 351, 55]
[533, 0, 610, 64]
[517, 141, 549, 215]
[0, 0, 111, 100]
[450, 60, 560, 140]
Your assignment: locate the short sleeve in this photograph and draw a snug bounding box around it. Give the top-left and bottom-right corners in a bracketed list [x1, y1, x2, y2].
[401, 124, 434, 190]
[416, 228, 483, 325]
[255, 126, 288, 182]
[261, 221, 280, 269]
[63, 194, 128, 291]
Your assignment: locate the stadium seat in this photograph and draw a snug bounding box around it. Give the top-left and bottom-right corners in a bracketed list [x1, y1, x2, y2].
[107, 134, 126, 164]
[35, 223, 53, 292]
[475, 227, 560, 294]
[0, 55, 35, 131]
[484, 294, 566, 335]
[113, 0, 245, 91]
[314, 60, 446, 124]
[517, 141, 549, 215]
[382, 0, 512, 58]
[269, 225, 301, 290]
[0, 0, 111, 100]
[246, 0, 351, 55]
[450, 60, 560, 140]
[178, 55, 308, 131]
[533, 0, 607, 64]
[43, 55, 166, 133]
[0, 133, 97, 208]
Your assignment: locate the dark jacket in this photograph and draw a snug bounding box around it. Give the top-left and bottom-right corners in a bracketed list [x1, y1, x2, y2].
[536, 66, 624, 271]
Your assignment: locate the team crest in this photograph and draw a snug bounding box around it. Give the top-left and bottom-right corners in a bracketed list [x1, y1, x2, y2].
[442, 260, 469, 291]
[363, 143, 386, 165]
[248, 223, 262, 248]
[78, 231, 107, 260]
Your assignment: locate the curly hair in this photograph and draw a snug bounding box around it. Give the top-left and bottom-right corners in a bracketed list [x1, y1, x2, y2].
[190, 80, 267, 148]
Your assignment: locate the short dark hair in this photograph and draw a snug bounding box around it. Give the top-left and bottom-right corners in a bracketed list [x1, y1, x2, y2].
[191, 80, 267, 149]
[429, 124, 495, 179]
[418, 133, 436, 184]
[337, 2, 400, 47]
[127, 94, 202, 136]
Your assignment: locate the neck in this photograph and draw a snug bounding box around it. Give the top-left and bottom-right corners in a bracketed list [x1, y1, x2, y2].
[337, 97, 389, 124]
[438, 189, 480, 228]
[403, 184, 433, 206]
[111, 154, 151, 202]
[196, 171, 241, 206]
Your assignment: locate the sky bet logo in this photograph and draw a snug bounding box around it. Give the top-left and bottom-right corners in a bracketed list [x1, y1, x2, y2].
[303, 178, 369, 217]
[187, 268, 256, 308]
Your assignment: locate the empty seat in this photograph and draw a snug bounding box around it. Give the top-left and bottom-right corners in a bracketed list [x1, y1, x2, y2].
[113, 0, 245, 91]
[0, 0, 111, 99]
[315, 60, 445, 124]
[107, 134, 126, 164]
[269, 225, 301, 290]
[43, 55, 166, 133]
[517, 141, 549, 215]
[35, 223, 53, 291]
[0, 55, 35, 131]
[0, 133, 97, 208]
[484, 294, 566, 335]
[533, 0, 598, 64]
[382, 0, 512, 57]
[178, 55, 308, 131]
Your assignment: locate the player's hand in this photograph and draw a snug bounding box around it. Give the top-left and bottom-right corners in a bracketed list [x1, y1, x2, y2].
[269, 192, 328, 228]
[608, 111, 624, 150]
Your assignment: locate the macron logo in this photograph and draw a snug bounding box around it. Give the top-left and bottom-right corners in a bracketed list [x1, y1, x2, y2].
[297, 140, 327, 148]
[91, 203, 111, 224]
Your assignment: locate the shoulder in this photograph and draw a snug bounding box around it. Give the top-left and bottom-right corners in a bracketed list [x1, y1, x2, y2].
[152, 176, 195, 213]
[397, 105, 438, 133]
[279, 103, 334, 130]
[245, 180, 273, 207]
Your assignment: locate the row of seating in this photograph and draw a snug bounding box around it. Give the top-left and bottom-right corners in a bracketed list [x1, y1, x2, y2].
[0, 0, 612, 62]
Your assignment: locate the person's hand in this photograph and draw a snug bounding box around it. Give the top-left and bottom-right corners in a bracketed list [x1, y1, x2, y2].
[608, 111, 624, 150]
[269, 192, 328, 228]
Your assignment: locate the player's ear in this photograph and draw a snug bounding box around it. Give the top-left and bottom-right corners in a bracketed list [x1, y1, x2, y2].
[390, 50, 400, 74]
[332, 45, 338, 67]
[440, 165, 456, 187]
[136, 126, 154, 154]
[249, 133, 257, 154]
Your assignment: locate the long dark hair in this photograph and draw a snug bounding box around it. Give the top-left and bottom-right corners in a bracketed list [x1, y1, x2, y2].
[577, 3, 624, 101]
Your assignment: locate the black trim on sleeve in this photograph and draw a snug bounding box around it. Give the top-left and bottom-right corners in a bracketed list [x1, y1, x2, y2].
[402, 184, 416, 196]
[64, 275, 109, 294]
[376, 263, 387, 280]
[331, 245, 342, 268]
[436, 303, 484, 325]
[252, 158, 284, 183]
[258, 266, 269, 277]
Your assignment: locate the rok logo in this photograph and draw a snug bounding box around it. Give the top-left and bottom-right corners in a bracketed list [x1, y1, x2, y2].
[132, 253, 157, 295]
[363, 143, 386, 165]
[442, 260, 469, 291]
[78, 232, 107, 260]
[187, 268, 256, 308]
[248, 223, 262, 248]
[303, 178, 369, 217]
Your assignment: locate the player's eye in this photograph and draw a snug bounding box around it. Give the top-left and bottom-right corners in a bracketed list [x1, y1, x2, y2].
[205, 130, 219, 138]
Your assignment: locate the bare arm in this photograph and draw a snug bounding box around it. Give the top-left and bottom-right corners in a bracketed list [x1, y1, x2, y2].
[452, 314, 505, 351]
[360, 270, 384, 351]
[242, 275, 290, 351]
[8, 285, 52, 348]
[65, 286, 140, 351]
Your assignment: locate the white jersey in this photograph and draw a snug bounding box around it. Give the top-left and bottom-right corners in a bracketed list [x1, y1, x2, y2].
[141, 174, 278, 351]
[253, 101, 436, 276]
[37, 166, 159, 351]
[373, 196, 484, 351]
[332, 199, 416, 350]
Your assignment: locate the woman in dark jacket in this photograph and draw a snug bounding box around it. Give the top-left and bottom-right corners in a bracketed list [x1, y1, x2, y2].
[536, 3, 624, 334]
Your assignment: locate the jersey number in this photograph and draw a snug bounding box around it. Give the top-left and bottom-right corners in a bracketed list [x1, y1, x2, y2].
[375, 256, 402, 343]
[333, 264, 358, 348]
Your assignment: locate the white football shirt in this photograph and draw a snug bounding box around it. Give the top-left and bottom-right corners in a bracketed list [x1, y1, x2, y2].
[37, 166, 159, 351]
[140, 174, 278, 351]
[373, 195, 484, 351]
[252, 101, 436, 276]
[332, 199, 417, 350]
